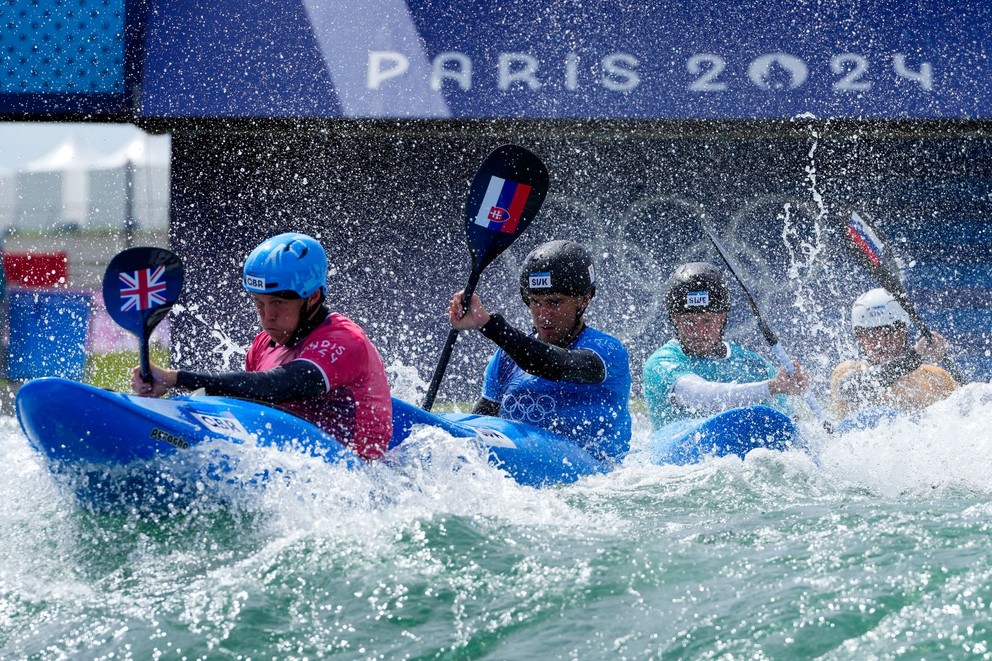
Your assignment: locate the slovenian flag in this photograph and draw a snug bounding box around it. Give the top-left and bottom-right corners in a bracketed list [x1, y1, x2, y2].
[474, 176, 532, 234]
[846, 211, 884, 267]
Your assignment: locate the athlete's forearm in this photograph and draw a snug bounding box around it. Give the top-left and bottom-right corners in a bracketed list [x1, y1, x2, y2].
[479, 314, 605, 383]
[836, 350, 922, 403]
[671, 374, 771, 412]
[176, 360, 326, 402]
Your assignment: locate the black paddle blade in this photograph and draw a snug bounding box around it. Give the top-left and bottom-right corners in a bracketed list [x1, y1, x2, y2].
[102, 247, 184, 339]
[464, 144, 549, 274]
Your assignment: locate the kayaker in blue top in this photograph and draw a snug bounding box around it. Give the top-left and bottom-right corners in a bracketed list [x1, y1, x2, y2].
[446, 240, 632, 464]
[643, 262, 809, 429]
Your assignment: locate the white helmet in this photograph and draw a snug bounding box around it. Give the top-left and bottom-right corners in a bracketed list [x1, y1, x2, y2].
[851, 288, 910, 329]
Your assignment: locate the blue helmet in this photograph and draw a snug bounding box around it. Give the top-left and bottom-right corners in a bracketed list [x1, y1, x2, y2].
[242, 233, 328, 299]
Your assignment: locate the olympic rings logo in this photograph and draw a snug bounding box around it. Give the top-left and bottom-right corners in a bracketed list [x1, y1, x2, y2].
[501, 393, 557, 425]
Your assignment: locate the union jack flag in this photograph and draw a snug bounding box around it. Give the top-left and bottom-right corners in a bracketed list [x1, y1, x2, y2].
[119, 266, 168, 311]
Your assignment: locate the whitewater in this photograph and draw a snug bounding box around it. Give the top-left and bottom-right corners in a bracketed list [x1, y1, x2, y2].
[3, 381, 992, 659]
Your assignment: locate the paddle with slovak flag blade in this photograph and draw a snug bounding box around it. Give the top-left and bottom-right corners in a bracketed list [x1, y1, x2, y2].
[422, 145, 549, 411]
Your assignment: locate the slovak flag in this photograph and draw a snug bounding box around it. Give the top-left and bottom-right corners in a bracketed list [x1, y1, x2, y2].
[119, 266, 168, 311]
[845, 211, 884, 267]
[474, 176, 532, 234]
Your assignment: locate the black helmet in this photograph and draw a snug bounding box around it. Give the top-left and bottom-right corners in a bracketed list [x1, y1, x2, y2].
[665, 262, 730, 315]
[519, 240, 597, 303]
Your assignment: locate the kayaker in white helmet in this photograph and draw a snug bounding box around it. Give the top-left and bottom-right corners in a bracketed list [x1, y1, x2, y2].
[131, 233, 393, 460]
[446, 239, 632, 465]
[642, 261, 809, 429]
[830, 287, 957, 417]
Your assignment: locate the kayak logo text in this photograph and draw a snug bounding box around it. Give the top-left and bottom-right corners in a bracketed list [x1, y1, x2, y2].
[149, 427, 190, 450]
[191, 413, 254, 442]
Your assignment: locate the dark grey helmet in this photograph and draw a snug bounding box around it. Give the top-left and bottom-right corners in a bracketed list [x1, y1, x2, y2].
[519, 240, 597, 302]
[665, 262, 730, 315]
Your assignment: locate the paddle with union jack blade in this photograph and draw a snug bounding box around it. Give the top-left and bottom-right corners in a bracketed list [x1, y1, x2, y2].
[422, 145, 549, 411]
[703, 223, 834, 432]
[843, 210, 966, 384]
[102, 247, 184, 384]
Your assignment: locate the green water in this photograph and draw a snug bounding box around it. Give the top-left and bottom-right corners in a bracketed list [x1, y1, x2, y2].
[3, 386, 992, 659]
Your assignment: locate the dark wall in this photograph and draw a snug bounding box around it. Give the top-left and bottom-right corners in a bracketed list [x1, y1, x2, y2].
[169, 122, 992, 403]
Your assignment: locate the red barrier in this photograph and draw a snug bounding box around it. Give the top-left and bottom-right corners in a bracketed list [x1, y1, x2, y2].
[2, 252, 70, 288]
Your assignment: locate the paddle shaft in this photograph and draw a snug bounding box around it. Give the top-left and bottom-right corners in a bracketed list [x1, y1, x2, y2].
[139, 331, 153, 383]
[877, 279, 967, 384]
[704, 226, 833, 431]
[748, 305, 833, 431]
[421, 271, 480, 411]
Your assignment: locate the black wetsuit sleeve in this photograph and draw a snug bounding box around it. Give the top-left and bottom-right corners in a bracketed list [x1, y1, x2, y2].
[478, 313, 606, 383]
[175, 360, 327, 403]
[836, 350, 923, 402]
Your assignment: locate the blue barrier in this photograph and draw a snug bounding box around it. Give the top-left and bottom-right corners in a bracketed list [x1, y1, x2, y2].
[6, 290, 92, 380]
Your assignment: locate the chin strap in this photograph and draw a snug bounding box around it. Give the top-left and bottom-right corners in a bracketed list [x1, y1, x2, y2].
[557, 318, 587, 348]
[285, 300, 329, 348]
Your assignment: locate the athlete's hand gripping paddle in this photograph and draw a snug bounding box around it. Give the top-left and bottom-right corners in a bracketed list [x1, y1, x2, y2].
[703, 224, 834, 433]
[102, 247, 184, 384]
[843, 210, 967, 384]
[422, 145, 549, 411]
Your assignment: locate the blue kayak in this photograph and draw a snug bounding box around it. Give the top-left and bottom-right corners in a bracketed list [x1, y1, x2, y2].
[648, 405, 799, 465]
[15, 378, 605, 507]
[834, 406, 902, 434]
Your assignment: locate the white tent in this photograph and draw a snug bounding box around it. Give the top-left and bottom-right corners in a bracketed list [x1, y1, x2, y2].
[16, 133, 108, 231]
[12, 131, 171, 232]
[92, 133, 170, 169]
[89, 134, 171, 230]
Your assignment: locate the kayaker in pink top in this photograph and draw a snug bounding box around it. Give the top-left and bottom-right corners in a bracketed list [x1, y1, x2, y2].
[131, 233, 392, 460]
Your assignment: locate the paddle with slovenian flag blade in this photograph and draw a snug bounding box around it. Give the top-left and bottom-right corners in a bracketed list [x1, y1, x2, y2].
[422, 145, 549, 411]
[102, 247, 184, 384]
[842, 210, 967, 384]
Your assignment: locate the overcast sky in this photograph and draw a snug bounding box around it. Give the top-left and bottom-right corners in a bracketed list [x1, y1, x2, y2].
[0, 122, 163, 172]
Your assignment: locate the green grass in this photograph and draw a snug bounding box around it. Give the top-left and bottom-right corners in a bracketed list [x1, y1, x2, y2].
[85, 345, 170, 392]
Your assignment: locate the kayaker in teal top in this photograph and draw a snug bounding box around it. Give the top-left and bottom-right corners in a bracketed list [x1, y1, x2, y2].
[643, 262, 809, 429]
[447, 240, 632, 465]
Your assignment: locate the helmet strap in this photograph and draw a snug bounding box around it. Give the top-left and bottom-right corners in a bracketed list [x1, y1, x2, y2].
[575, 291, 593, 318]
[286, 292, 328, 348]
[557, 310, 589, 348]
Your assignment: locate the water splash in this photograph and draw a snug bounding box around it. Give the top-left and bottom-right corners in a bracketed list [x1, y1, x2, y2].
[780, 119, 849, 374]
[171, 302, 247, 370]
[385, 359, 428, 404]
[5, 389, 992, 658]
